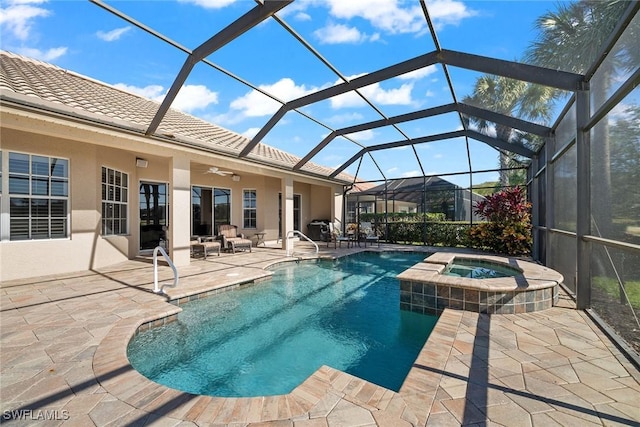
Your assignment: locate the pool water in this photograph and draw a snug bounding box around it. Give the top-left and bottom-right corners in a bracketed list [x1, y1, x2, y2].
[444, 259, 520, 279]
[127, 252, 437, 397]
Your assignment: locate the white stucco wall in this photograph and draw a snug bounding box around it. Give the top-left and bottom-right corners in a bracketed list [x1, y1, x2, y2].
[0, 111, 345, 282]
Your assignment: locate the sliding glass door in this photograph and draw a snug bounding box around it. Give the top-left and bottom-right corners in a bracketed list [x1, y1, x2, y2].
[192, 186, 230, 237]
[139, 181, 167, 250]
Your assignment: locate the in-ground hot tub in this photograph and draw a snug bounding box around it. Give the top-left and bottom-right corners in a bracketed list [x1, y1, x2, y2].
[397, 252, 564, 315]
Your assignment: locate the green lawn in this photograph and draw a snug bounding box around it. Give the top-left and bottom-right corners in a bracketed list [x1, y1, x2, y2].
[593, 277, 640, 308]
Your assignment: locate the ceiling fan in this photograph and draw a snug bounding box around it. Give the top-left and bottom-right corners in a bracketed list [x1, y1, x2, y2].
[204, 166, 233, 176]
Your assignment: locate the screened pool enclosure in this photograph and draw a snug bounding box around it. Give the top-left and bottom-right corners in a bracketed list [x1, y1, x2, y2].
[86, 1, 640, 360]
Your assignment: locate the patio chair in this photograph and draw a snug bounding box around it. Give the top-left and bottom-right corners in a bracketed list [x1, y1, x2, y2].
[360, 222, 380, 247]
[218, 224, 252, 253]
[333, 223, 359, 248]
[190, 236, 221, 259]
[322, 222, 338, 248]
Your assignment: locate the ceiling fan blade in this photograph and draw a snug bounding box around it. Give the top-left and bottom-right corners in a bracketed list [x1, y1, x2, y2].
[205, 167, 232, 176]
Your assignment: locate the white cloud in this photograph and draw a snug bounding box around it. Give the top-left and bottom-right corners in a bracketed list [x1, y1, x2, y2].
[276, 0, 319, 18]
[177, 0, 235, 9]
[401, 170, 421, 178]
[16, 46, 66, 61]
[427, 0, 476, 28]
[294, 12, 311, 22]
[113, 83, 218, 113]
[314, 22, 375, 45]
[114, 83, 165, 99]
[321, 153, 347, 168]
[331, 81, 414, 108]
[230, 91, 282, 118]
[608, 102, 635, 123]
[0, 0, 50, 40]
[324, 0, 475, 34]
[96, 26, 131, 42]
[229, 78, 318, 118]
[174, 85, 218, 112]
[397, 65, 437, 80]
[241, 127, 261, 139]
[371, 83, 414, 104]
[325, 0, 424, 34]
[325, 112, 364, 125]
[345, 129, 375, 141]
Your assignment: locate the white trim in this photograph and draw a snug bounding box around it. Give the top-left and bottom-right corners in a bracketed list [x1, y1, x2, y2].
[101, 165, 130, 237]
[1, 149, 70, 241]
[242, 188, 257, 230]
[138, 180, 169, 253]
[190, 184, 232, 236]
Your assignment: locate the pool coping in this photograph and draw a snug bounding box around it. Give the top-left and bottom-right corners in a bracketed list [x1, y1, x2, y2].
[398, 252, 564, 292]
[92, 255, 450, 425]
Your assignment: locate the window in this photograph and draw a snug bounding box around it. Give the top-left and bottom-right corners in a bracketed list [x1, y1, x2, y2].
[102, 166, 128, 236]
[243, 190, 257, 229]
[7, 152, 69, 240]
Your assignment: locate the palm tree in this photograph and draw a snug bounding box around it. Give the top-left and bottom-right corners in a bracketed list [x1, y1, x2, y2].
[524, 0, 631, 239]
[525, 1, 631, 74]
[462, 75, 553, 187]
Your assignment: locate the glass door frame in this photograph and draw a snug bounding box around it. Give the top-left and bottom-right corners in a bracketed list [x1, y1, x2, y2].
[139, 180, 169, 253]
[191, 185, 231, 238]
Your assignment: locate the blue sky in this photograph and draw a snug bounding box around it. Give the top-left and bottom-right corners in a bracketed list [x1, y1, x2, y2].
[0, 0, 568, 187]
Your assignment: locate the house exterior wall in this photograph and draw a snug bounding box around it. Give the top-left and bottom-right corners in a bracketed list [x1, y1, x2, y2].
[0, 109, 344, 282]
[1, 127, 138, 279]
[308, 185, 332, 222]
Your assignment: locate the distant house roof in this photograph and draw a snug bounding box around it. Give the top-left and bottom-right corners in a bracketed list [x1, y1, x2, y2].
[350, 181, 378, 193]
[0, 51, 351, 183]
[349, 176, 460, 199]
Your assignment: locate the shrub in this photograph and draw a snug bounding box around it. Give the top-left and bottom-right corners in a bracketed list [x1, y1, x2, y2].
[467, 186, 532, 255]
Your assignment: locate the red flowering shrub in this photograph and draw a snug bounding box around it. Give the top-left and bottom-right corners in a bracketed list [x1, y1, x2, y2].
[467, 186, 532, 255]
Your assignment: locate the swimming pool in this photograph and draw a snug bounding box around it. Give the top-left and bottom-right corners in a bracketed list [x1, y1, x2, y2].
[127, 252, 437, 397]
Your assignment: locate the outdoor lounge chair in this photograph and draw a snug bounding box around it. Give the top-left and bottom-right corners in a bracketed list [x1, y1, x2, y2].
[360, 222, 380, 247]
[331, 223, 359, 248]
[322, 222, 338, 248]
[218, 225, 252, 253]
[190, 236, 221, 259]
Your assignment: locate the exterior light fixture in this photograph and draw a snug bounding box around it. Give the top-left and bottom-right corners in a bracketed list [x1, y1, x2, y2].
[136, 158, 148, 168]
[232, 174, 240, 182]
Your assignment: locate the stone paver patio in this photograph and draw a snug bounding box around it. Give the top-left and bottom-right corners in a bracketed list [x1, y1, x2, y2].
[1, 244, 639, 426]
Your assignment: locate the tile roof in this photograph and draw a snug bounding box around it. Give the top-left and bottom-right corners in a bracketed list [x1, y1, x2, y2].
[0, 51, 351, 183]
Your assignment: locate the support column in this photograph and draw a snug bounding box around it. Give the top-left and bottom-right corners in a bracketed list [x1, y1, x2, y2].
[531, 155, 540, 261]
[170, 155, 191, 267]
[332, 185, 342, 227]
[576, 83, 591, 309]
[281, 176, 294, 251]
[545, 135, 554, 269]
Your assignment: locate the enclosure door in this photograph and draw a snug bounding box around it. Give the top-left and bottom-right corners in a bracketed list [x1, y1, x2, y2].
[139, 181, 168, 251]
